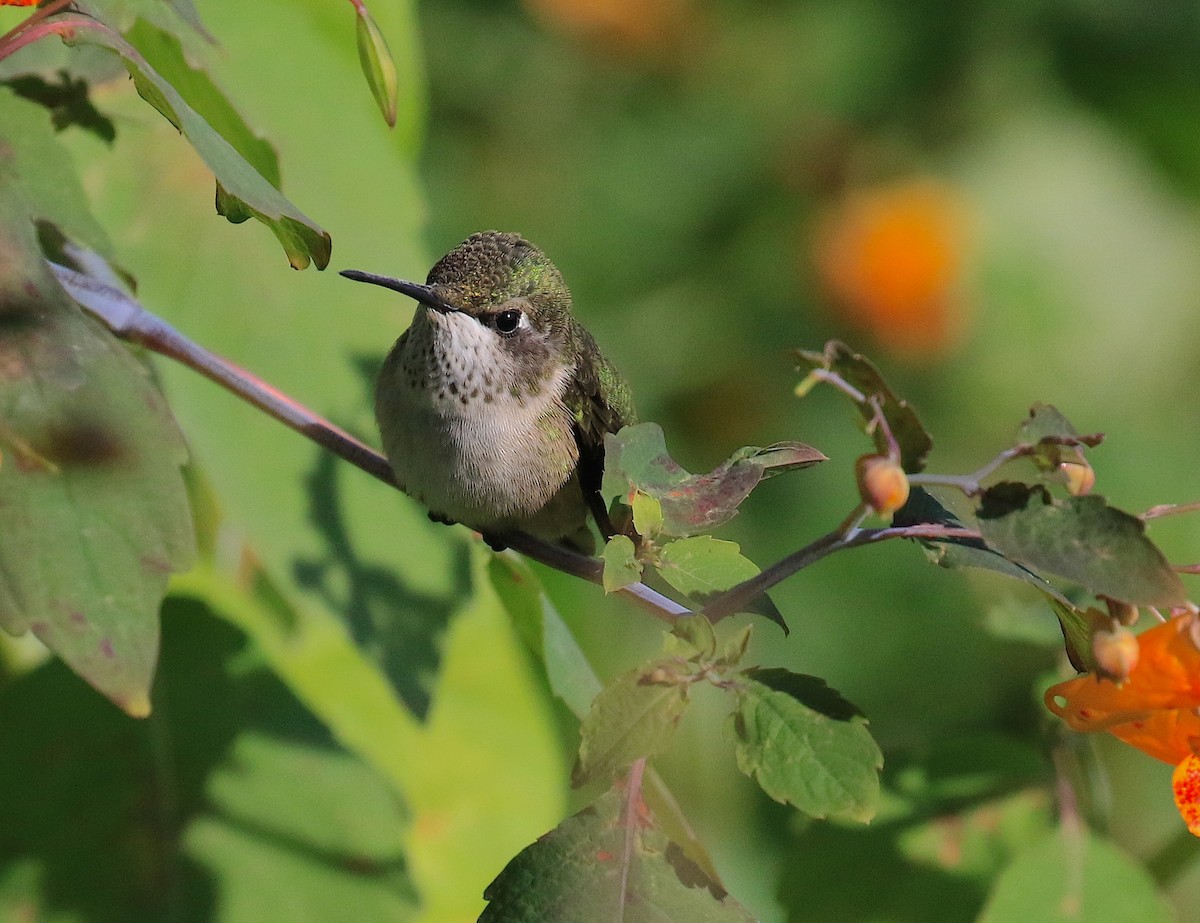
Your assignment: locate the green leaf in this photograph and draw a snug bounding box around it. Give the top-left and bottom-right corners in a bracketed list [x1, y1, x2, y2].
[78, 0, 215, 47]
[1016, 402, 1103, 470]
[0, 88, 114, 256]
[979, 829, 1173, 923]
[58, 12, 330, 269]
[481, 786, 755, 922]
[602, 534, 643, 593]
[602, 422, 824, 537]
[485, 556, 727, 891]
[0, 599, 418, 921]
[1016, 402, 1083, 445]
[184, 548, 566, 923]
[0, 187, 194, 716]
[729, 667, 882, 823]
[662, 613, 717, 661]
[896, 487, 1072, 607]
[977, 483, 1186, 607]
[1048, 599, 1103, 673]
[488, 552, 602, 718]
[658, 536, 759, 599]
[355, 4, 399, 128]
[724, 441, 832, 477]
[796, 340, 932, 472]
[659, 535, 788, 631]
[573, 661, 692, 788]
[125, 18, 281, 187]
[716, 624, 753, 668]
[630, 489, 664, 538]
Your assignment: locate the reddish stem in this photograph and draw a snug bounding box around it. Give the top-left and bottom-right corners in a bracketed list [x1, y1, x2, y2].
[0, 0, 72, 49]
[1143, 501, 1200, 521]
[618, 759, 648, 911]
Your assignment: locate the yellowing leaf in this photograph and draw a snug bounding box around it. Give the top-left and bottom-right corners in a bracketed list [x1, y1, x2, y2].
[573, 662, 691, 788]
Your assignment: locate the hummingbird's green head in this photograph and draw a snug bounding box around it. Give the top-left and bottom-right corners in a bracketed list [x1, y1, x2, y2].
[342, 231, 573, 335]
[343, 232, 581, 393]
[426, 231, 571, 320]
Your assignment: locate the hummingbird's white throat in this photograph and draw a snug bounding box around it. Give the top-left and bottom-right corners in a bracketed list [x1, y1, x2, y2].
[375, 305, 583, 536]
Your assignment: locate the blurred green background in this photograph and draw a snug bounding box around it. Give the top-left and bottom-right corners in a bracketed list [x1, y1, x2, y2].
[4, 0, 1200, 920]
[416, 0, 1200, 916]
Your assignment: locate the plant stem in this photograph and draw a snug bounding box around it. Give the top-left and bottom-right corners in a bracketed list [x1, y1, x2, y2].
[702, 518, 980, 622]
[908, 447, 1021, 497]
[52, 260, 974, 630]
[619, 758, 648, 908]
[1143, 500, 1200, 521]
[51, 262, 690, 623]
[0, 0, 72, 53]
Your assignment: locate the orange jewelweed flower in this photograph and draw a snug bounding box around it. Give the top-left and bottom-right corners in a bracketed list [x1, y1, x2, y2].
[0, 1, 41, 6]
[814, 179, 970, 358]
[1173, 754, 1200, 836]
[1045, 613, 1200, 833]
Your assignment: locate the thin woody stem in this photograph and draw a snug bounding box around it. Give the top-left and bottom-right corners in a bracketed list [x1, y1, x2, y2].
[0, 0, 73, 52]
[52, 259, 973, 631]
[702, 517, 980, 622]
[908, 447, 1022, 497]
[796, 368, 867, 404]
[50, 262, 690, 622]
[618, 758, 648, 910]
[1143, 501, 1200, 521]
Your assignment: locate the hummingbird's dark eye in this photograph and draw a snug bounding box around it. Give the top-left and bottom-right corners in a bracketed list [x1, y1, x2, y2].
[494, 309, 523, 335]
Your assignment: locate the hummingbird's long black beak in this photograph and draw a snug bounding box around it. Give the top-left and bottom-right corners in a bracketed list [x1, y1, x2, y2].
[340, 270, 452, 312]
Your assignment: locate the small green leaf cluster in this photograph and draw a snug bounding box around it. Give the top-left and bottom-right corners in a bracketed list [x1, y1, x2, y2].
[600, 421, 825, 629]
[479, 607, 882, 919]
[572, 616, 882, 824]
[800, 341, 1189, 675]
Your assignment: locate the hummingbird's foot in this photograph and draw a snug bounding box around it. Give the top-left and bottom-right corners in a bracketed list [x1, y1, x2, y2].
[481, 532, 509, 552]
[427, 511, 458, 526]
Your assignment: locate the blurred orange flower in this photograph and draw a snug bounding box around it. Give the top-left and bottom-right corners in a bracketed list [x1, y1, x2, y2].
[524, 0, 687, 50]
[814, 179, 970, 358]
[0, 1, 40, 6]
[1045, 614, 1200, 834]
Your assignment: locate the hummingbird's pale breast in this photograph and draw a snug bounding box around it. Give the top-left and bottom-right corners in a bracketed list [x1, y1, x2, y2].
[346, 230, 635, 548]
[374, 305, 587, 539]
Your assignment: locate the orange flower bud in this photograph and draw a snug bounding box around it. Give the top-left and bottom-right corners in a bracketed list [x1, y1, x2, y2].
[856, 454, 910, 516]
[1092, 625, 1139, 682]
[1173, 753, 1200, 837]
[1059, 461, 1095, 497]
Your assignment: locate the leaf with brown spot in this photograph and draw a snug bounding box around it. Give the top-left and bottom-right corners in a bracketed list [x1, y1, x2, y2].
[481, 785, 755, 921]
[0, 180, 194, 715]
[601, 423, 825, 537]
[976, 483, 1185, 608]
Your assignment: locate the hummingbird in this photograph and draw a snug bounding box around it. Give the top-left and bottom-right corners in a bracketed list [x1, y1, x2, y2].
[341, 231, 635, 550]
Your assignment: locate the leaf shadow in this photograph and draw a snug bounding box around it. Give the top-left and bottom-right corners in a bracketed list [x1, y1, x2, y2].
[0, 599, 417, 922]
[293, 413, 470, 721]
